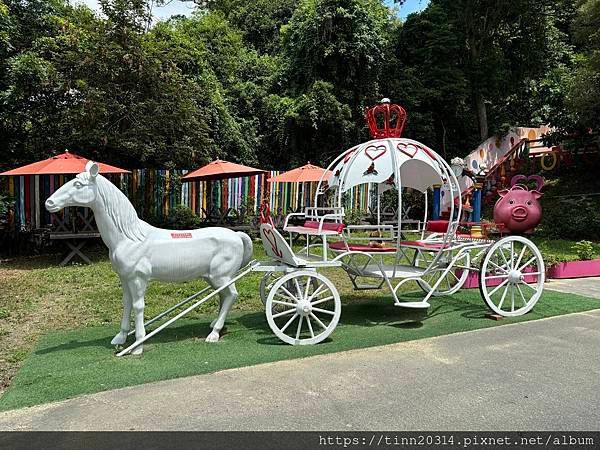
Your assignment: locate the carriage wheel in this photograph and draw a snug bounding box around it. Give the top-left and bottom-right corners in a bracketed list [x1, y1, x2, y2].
[479, 236, 545, 316]
[265, 271, 341, 345]
[416, 250, 471, 296]
[260, 271, 319, 312]
[259, 272, 277, 306]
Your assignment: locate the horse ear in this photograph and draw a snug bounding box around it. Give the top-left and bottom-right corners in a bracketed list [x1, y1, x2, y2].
[85, 161, 99, 179]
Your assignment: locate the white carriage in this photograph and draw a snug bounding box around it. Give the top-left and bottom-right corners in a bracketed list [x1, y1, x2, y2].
[255, 99, 545, 345]
[114, 100, 545, 355]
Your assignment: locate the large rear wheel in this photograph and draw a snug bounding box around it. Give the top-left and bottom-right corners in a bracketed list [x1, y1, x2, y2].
[479, 236, 545, 316]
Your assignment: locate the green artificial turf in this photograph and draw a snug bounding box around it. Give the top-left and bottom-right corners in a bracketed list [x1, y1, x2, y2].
[0, 288, 598, 412]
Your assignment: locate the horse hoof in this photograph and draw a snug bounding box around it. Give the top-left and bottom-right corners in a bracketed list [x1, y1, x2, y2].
[205, 331, 220, 343]
[111, 333, 127, 345]
[131, 345, 143, 355]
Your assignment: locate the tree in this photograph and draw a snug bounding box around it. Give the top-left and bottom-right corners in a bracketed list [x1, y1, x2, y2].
[567, 0, 600, 128]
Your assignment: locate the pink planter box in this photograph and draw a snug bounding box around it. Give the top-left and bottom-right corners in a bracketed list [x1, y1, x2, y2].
[546, 259, 600, 279]
[460, 268, 538, 289]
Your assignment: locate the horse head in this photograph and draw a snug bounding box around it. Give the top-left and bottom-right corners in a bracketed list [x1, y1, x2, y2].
[45, 161, 100, 213]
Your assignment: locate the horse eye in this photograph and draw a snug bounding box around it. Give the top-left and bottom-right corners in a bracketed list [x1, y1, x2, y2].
[74, 181, 83, 188]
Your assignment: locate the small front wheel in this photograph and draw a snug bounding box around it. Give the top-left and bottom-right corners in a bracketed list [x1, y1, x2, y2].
[479, 236, 545, 316]
[265, 271, 341, 345]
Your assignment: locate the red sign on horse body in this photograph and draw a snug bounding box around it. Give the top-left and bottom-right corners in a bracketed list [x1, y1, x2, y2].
[171, 232, 193, 239]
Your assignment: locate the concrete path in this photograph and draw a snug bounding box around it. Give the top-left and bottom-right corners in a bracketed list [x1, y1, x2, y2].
[0, 309, 599, 431]
[546, 276, 600, 299]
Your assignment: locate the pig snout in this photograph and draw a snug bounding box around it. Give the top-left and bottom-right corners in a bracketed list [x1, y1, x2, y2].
[511, 206, 528, 221]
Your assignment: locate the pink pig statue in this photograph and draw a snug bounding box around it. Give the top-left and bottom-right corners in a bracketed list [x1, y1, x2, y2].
[493, 175, 544, 234]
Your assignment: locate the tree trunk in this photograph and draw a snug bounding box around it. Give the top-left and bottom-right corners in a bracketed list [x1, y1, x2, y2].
[475, 91, 488, 141]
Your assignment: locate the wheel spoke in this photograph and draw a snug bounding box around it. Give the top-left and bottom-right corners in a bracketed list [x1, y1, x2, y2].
[274, 292, 296, 302]
[280, 285, 298, 302]
[510, 241, 515, 269]
[306, 316, 315, 338]
[295, 315, 303, 340]
[311, 295, 334, 306]
[499, 246, 510, 270]
[273, 308, 296, 319]
[488, 278, 509, 297]
[308, 283, 329, 301]
[303, 276, 312, 300]
[312, 307, 336, 316]
[488, 259, 509, 273]
[518, 256, 537, 272]
[485, 274, 509, 280]
[510, 285, 515, 312]
[293, 278, 303, 300]
[497, 283, 509, 310]
[310, 312, 327, 329]
[516, 283, 528, 306]
[514, 245, 527, 270]
[272, 300, 296, 307]
[280, 313, 298, 332]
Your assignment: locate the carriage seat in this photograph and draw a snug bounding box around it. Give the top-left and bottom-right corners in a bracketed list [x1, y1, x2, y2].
[423, 220, 450, 233]
[328, 241, 397, 253]
[329, 240, 447, 252]
[284, 220, 345, 236]
[397, 220, 451, 250]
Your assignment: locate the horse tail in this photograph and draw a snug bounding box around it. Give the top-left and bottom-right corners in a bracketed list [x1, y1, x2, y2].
[237, 232, 253, 268]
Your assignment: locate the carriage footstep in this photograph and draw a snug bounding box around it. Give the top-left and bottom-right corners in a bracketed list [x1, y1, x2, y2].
[395, 301, 431, 309]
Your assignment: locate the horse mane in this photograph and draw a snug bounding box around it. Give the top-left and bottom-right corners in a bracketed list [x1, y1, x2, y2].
[90, 174, 148, 242]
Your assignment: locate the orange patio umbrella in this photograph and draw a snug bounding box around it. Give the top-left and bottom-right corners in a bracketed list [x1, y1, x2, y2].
[182, 159, 265, 181]
[0, 150, 130, 175]
[268, 162, 332, 183]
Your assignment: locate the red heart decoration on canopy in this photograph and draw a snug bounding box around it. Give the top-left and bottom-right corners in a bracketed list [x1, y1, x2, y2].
[365, 145, 387, 161]
[397, 142, 419, 158]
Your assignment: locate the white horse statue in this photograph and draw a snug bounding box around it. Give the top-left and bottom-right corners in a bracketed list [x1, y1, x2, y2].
[45, 162, 253, 354]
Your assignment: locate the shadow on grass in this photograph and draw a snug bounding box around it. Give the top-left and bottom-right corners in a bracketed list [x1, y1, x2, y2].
[34, 292, 495, 357]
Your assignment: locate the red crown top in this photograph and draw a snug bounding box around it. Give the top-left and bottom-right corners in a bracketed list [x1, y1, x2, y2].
[365, 99, 407, 139]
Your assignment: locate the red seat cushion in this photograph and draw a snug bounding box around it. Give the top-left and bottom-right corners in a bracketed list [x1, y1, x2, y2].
[399, 240, 448, 250]
[303, 220, 345, 233]
[426, 220, 449, 233]
[328, 241, 397, 253]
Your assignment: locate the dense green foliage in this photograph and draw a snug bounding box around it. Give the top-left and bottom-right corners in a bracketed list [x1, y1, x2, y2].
[0, 0, 597, 170]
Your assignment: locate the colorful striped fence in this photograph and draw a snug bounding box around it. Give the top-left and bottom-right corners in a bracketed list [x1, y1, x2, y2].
[0, 169, 375, 231]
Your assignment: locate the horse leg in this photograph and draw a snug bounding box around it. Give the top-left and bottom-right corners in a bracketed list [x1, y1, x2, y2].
[128, 277, 148, 355]
[111, 278, 132, 345]
[206, 281, 238, 343]
[210, 297, 223, 329]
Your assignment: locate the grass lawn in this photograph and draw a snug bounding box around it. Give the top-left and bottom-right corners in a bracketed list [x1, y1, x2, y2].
[0, 237, 598, 411]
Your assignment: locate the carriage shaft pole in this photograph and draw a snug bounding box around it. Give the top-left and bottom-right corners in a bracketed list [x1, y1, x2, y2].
[127, 285, 213, 336]
[117, 262, 259, 357]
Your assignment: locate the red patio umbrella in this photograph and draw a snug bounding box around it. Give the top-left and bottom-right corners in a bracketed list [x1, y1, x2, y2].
[268, 162, 332, 183]
[0, 150, 130, 175]
[182, 159, 265, 181]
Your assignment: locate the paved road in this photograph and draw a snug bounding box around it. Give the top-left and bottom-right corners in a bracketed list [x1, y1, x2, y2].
[546, 276, 600, 299]
[0, 309, 599, 431]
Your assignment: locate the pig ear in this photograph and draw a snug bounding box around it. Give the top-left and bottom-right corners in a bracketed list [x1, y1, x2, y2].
[85, 161, 99, 179]
[531, 190, 543, 200]
[498, 189, 509, 198]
